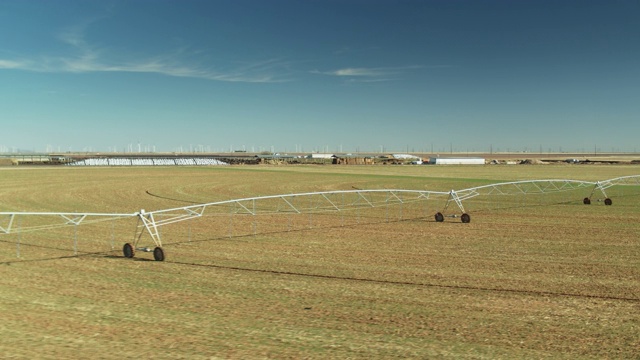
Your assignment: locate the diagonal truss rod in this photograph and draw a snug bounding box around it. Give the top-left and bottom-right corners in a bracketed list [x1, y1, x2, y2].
[585, 176, 640, 200]
[145, 189, 440, 220]
[136, 210, 162, 248]
[0, 212, 135, 234]
[0, 214, 16, 234]
[321, 193, 340, 211]
[441, 190, 467, 213]
[60, 214, 88, 226]
[279, 196, 301, 213]
[1, 176, 639, 245]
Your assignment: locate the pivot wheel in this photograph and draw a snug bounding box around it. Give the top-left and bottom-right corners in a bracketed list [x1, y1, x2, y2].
[583, 197, 591, 205]
[123, 243, 135, 258]
[461, 213, 471, 223]
[153, 247, 165, 262]
[434, 212, 445, 222]
[604, 198, 612, 206]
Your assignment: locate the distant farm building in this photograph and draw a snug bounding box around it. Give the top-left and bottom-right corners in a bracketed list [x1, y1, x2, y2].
[391, 154, 420, 160]
[392, 154, 422, 165]
[67, 157, 229, 166]
[306, 153, 335, 159]
[333, 155, 374, 165]
[255, 154, 298, 164]
[429, 157, 485, 165]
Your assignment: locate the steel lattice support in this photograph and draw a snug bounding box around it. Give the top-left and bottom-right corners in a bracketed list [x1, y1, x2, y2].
[2, 175, 639, 260]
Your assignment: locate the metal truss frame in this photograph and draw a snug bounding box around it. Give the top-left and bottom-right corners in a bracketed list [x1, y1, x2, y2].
[1, 176, 638, 260]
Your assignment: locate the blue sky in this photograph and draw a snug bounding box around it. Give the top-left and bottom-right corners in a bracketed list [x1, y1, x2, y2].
[1, 0, 638, 154]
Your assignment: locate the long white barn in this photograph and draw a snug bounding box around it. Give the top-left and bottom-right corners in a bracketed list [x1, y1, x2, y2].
[67, 157, 228, 166]
[429, 157, 485, 165]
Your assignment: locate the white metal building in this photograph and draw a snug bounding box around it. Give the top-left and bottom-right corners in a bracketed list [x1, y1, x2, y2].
[428, 157, 485, 165]
[306, 153, 335, 159]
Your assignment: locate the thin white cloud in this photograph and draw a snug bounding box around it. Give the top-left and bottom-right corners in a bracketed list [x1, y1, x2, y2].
[312, 65, 425, 80]
[58, 23, 89, 48]
[345, 77, 394, 83]
[106, 59, 286, 83]
[334, 68, 391, 76]
[0, 59, 27, 69]
[312, 67, 394, 77]
[0, 22, 288, 83]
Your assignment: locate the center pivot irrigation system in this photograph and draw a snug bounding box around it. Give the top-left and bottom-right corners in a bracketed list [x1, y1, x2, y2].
[1, 176, 639, 261]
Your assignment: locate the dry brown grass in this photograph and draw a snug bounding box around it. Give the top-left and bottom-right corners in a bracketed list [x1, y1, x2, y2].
[0, 165, 639, 358]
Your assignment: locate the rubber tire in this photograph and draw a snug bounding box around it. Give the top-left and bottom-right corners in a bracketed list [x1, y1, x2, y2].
[583, 197, 591, 205]
[435, 212, 445, 222]
[153, 247, 165, 262]
[461, 213, 471, 223]
[604, 198, 612, 206]
[123, 243, 135, 258]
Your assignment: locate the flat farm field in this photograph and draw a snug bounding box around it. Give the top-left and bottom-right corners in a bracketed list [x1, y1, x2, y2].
[0, 165, 639, 359]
